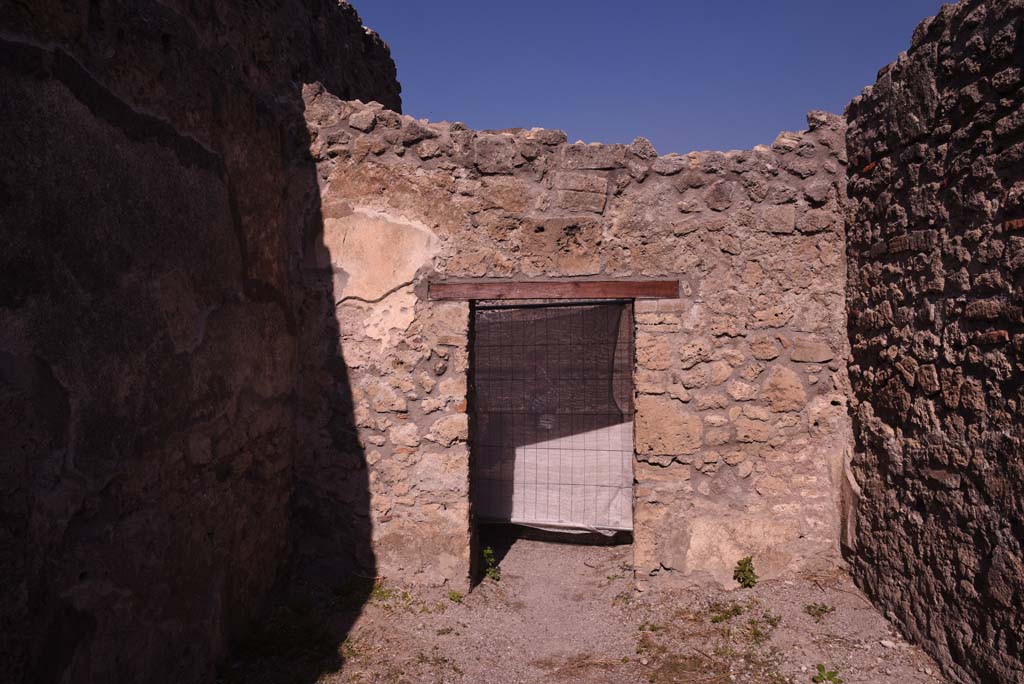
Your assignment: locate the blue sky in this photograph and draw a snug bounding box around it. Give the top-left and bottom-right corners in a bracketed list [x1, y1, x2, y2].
[356, 1, 944, 154]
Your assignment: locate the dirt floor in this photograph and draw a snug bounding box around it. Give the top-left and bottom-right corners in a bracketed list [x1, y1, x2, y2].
[220, 529, 949, 684]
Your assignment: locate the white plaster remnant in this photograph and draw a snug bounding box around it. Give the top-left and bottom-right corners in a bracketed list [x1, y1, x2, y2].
[319, 209, 440, 302]
[322, 209, 439, 348]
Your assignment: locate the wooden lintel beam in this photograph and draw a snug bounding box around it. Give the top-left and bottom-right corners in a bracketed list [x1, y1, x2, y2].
[428, 280, 680, 301]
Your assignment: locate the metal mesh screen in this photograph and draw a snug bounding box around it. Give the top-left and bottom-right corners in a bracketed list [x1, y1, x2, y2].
[470, 302, 634, 532]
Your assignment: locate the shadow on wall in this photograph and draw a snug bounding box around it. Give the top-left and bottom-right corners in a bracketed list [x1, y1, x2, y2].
[213, 86, 377, 684]
[212, 84, 383, 684]
[0, 1, 396, 681]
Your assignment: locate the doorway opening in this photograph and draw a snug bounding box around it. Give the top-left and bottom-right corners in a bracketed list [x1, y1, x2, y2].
[468, 300, 635, 575]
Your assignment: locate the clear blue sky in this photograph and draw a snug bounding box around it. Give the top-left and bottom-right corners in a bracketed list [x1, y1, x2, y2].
[356, 0, 945, 154]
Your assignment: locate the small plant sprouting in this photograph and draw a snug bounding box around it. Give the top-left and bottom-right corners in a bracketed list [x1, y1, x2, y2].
[739, 609, 781, 646]
[482, 546, 501, 582]
[369, 580, 395, 604]
[733, 556, 758, 589]
[447, 590, 464, 604]
[708, 601, 745, 623]
[612, 589, 633, 606]
[747, 618, 769, 645]
[812, 663, 843, 683]
[340, 637, 362, 660]
[804, 603, 835, 623]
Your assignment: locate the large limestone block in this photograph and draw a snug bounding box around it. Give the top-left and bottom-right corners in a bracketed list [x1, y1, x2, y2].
[426, 413, 469, 447]
[637, 334, 673, 370]
[762, 365, 807, 412]
[758, 203, 796, 234]
[474, 134, 520, 173]
[791, 338, 833, 363]
[636, 395, 702, 456]
[319, 210, 440, 301]
[735, 416, 772, 443]
[675, 516, 800, 587]
[375, 517, 472, 591]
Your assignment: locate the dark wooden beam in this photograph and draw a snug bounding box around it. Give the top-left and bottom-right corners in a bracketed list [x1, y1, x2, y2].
[428, 280, 680, 301]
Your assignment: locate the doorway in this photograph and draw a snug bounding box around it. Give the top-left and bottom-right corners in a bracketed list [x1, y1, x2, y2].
[469, 300, 635, 535]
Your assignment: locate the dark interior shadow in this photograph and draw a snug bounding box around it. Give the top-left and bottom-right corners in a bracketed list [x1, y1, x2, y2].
[214, 89, 384, 684]
[1, 2, 397, 683]
[468, 302, 635, 582]
[477, 524, 633, 574]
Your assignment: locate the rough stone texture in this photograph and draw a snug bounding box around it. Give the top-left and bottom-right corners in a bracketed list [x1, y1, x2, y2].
[0, 2, 399, 683]
[845, 2, 1024, 683]
[17, 0, 1019, 680]
[303, 90, 853, 591]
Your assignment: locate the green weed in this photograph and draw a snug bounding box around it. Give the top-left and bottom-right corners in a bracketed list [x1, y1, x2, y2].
[734, 556, 759, 588]
[708, 601, 745, 623]
[812, 663, 843, 683]
[482, 546, 501, 581]
[804, 603, 835, 623]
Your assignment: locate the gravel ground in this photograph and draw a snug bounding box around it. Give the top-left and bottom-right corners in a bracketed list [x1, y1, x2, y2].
[220, 530, 949, 684]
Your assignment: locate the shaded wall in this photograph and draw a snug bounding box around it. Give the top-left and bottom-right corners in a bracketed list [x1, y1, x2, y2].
[304, 92, 852, 590]
[0, 1, 398, 682]
[844, 1, 1024, 682]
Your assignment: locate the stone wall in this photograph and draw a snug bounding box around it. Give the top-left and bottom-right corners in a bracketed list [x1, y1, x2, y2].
[0, 1, 398, 682]
[303, 89, 853, 590]
[844, 2, 1024, 683]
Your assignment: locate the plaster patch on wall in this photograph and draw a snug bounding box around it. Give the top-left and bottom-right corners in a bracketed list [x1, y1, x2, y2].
[358, 285, 418, 347]
[320, 209, 440, 303]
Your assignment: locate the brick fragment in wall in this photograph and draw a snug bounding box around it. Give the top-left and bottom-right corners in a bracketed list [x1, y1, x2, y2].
[845, 2, 1024, 681]
[887, 229, 937, 253]
[971, 329, 1009, 345]
[964, 298, 1003, 320]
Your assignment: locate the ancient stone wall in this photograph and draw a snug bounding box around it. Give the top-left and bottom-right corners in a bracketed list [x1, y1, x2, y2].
[844, 1, 1024, 682]
[303, 89, 852, 590]
[0, 1, 398, 682]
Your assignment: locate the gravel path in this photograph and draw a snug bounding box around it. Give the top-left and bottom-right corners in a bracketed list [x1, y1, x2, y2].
[220, 531, 949, 684]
